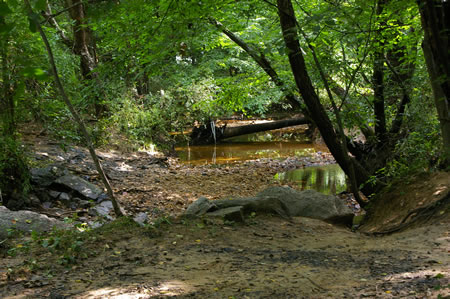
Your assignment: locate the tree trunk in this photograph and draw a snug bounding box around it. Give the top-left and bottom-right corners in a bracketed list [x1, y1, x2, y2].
[66, 0, 106, 117]
[372, 0, 388, 141]
[276, 0, 373, 200]
[418, 0, 450, 167]
[0, 17, 15, 138]
[66, 0, 97, 79]
[190, 118, 310, 145]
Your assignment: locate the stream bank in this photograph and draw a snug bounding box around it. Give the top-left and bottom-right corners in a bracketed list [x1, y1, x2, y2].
[0, 127, 449, 298]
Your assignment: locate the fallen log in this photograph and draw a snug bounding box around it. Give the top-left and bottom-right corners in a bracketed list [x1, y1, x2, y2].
[190, 117, 311, 145]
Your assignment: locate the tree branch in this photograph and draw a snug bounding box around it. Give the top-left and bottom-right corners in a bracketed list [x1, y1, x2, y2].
[41, 0, 73, 49]
[209, 17, 302, 110]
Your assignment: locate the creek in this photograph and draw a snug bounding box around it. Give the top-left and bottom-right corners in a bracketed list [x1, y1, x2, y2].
[175, 129, 347, 194]
[274, 164, 346, 195]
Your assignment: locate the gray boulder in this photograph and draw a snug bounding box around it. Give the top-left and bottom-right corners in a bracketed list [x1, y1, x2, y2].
[185, 186, 354, 225]
[0, 206, 70, 239]
[31, 165, 66, 187]
[54, 174, 103, 200]
[256, 187, 354, 223]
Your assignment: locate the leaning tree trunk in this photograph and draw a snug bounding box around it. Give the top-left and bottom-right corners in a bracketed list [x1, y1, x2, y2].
[26, 1, 124, 217]
[276, 0, 374, 201]
[418, 0, 450, 167]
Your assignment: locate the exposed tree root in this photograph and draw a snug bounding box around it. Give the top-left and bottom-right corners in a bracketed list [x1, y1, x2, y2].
[369, 191, 450, 235]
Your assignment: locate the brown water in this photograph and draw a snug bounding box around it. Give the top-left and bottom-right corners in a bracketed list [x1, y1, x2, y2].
[175, 129, 319, 165]
[175, 141, 318, 165]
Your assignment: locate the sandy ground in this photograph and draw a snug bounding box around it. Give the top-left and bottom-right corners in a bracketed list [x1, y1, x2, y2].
[1, 213, 448, 298]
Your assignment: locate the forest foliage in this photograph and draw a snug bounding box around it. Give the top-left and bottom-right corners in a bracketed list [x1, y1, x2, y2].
[0, 0, 449, 206]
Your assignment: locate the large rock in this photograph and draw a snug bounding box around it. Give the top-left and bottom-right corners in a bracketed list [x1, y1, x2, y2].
[185, 186, 354, 225]
[256, 187, 354, 224]
[0, 206, 70, 239]
[53, 174, 103, 200]
[31, 165, 66, 187]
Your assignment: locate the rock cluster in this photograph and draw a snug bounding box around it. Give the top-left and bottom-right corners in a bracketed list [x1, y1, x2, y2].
[25, 164, 106, 212]
[2, 164, 115, 220]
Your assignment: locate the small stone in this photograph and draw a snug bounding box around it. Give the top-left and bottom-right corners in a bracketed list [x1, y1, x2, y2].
[42, 201, 53, 209]
[49, 190, 61, 199]
[59, 192, 71, 202]
[96, 193, 109, 203]
[30, 194, 41, 207]
[77, 199, 91, 209]
[133, 212, 148, 226]
[89, 200, 113, 217]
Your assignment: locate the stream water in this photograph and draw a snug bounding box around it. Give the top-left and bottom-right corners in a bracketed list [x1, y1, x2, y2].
[275, 164, 347, 194]
[175, 141, 317, 165]
[175, 129, 347, 194]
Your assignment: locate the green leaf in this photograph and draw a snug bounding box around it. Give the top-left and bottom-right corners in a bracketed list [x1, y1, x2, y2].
[28, 16, 37, 32]
[325, 19, 336, 26]
[0, 2, 12, 16]
[33, 0, 46, 11]
[8, 0, 19, 8]
[312, 25, 321, 34]
[21, 66, 50, 80]
[0, 22, 14, 34]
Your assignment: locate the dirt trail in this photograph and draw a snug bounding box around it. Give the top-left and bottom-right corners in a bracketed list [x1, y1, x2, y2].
[0, 132, 449, 298]
[1, 214, 448, 298]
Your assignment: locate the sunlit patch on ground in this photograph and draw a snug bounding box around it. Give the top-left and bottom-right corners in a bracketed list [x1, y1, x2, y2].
[83, 280, 191, 298]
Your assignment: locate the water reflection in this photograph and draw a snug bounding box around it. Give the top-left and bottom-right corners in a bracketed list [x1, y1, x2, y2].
[275, 164, 347, 195]
[176, 142, 317, 165]
[226, 130, 310, 143]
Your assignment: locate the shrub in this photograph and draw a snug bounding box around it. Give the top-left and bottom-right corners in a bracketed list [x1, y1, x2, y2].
[0, 136, 31, 207]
